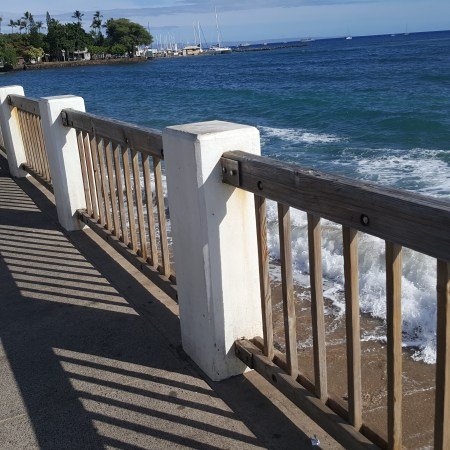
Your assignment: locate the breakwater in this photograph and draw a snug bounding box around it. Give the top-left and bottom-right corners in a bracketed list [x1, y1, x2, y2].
[17, 58, 149, 72]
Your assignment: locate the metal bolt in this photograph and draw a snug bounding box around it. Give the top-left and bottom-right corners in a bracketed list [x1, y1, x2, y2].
[230, 169, 236, 176]
[360, 214, 370, 226]
[257, 181, 263, 191]
[222, 166, 227, 174]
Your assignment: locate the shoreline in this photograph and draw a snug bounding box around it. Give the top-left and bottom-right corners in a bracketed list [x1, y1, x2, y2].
[3, 58, 150, 73]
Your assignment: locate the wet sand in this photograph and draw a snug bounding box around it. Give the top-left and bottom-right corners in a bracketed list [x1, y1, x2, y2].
[269, 281, 435, 449]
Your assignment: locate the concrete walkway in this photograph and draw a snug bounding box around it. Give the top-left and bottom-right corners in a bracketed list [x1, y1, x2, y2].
[0, 153, 341, 450]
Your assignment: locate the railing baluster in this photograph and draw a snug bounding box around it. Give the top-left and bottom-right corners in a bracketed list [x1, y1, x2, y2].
[29, 114, 42, 175]
[104, 140, 120, 237]
[122, 147, 138, 251]
[132, 150, 148, 260]
[435, 260, 450, 450]
[97, 138, 112, 231]
[255, 195, 274, 360]
[278, 202, 298, 377]
[386, 241, 403, 450]
[143, 154, 158, 267]
[34, 116, 50, 181]
[19, 111, 34, 169]
[90, 134, 105, 226]
[153, 156, 170, 277]
[343, 226, 362, 430]
[113, 143, 129, 246]
[308, 213, 328, 401]
[76, 130, 92, 216]
[83, 131, 99, 221]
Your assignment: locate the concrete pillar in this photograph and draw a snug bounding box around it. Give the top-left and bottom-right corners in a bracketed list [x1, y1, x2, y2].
[0, 85, 27, 178]
[39, 95, 86, 231]
[163, 120, 263, 381]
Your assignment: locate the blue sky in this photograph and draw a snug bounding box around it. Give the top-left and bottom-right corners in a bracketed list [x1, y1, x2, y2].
[2, 0, 450, 43]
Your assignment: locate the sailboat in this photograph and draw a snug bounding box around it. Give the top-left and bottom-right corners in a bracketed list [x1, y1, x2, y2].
[210, 7, 232, 54]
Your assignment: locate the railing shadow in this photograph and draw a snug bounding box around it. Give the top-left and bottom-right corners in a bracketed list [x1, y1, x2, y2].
[0, 156, 318, 449]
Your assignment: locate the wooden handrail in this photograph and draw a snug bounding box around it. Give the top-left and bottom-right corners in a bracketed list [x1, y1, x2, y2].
[62, 109, 163, 159]
[221, 151, 450, 261]
[8, 94, 41, 116]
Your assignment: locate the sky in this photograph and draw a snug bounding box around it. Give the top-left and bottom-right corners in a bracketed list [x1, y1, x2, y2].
[1, 0, 449, 43]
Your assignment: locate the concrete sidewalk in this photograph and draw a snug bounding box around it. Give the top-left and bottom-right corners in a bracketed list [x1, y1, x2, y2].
[0, 154, 341, 450]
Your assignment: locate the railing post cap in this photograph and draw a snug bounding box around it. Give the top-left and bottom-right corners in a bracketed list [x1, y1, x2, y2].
[164, 120, 259, 142]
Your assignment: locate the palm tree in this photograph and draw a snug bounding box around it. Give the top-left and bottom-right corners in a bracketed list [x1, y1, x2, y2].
[72, 10, 84, 24]
[91, 10, 103, 34]
[35, 21, 44, 33]
[18, 20, 26, 34]
[8, 19, 16, 33]
[21, 11, 34, 33]
[0, 17, 3, 34]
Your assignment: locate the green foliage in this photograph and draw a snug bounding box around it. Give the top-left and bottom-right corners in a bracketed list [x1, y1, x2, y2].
[2, 11, 153, 64]
[110, 43, 127, 56]
[0, 44, 18, 68]
[105, 18, 152, 55]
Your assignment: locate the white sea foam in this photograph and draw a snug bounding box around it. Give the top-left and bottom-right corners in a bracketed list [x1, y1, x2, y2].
[265, 200, 439, 364]
[259, 126, 343, 145]
[354, 148, 450, 198]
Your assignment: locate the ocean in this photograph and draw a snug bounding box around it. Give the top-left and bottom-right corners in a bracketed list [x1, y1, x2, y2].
[3, 30, 450, 363]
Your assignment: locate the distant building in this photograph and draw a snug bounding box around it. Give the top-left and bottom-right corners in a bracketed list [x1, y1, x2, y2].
[182, 45, 202, 56]
[73, 48, 91, 61]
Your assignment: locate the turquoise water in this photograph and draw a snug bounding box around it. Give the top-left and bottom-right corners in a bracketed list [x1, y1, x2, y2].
[3, 30, 450, 361]
[4, 30, 450, 197]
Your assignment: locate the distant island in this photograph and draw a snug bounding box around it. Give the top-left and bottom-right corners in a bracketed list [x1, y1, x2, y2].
[0, 10, 152, 71]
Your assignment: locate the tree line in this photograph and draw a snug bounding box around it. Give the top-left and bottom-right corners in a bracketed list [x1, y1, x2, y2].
[0, 11, 153, 69]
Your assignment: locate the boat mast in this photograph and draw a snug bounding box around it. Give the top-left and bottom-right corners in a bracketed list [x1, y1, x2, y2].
[215, 6, 221, 48]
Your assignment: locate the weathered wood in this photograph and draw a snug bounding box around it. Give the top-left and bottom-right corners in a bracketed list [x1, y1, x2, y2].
[435, 260, 450, 450]
[122, 147, 138, 251]
[97, 138, 112, 231]
[34, 116, 51, 182]
[62, 108, 163, 158]
[254, 195, 274, 360]
[235, 339, 378, 450]
[77, 209, 178, 302]
[21, 164, 54, 194]
[8, 94, 40, 116]
[76, 130, 92, 215]
[18, 111, 34, 170]
[82, 131, 99, 221]
[132, 150, 148, 260]
[308, 213, 328, 401]
[278, 203, 298, 377]
[343, 226, 362, 430]
[142, 154, 158, 267]
[385, 241, 403, 450]
[113, 144, 129, 246]
[28, 114, 43, 177]
[89, 134, 105, 226]
[221, 152, 450, 261]
[153, 156, 170, 277]
[104, 140, 120, 237]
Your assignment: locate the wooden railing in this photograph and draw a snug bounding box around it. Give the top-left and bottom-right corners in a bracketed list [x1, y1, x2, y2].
[221, 151, 450, 450]
[62, 109, 176, 300]
[8, 94, 52, 189]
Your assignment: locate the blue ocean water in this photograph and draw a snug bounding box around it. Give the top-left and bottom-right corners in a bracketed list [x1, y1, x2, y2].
[3, 30, 449, 362]
[5, 30, 450, 197]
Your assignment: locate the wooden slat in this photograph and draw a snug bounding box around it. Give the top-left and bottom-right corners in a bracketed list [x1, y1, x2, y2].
[307, 213, 328, 401]
[34, 116, 50, 181]
[255, 195, 274, 360]
[277, 203, 298, 377]
[131, 150, 148, 260]
[19, 111, 34, 169]
[221, 151, 450, 261]
[8, 94, 40, 116]
[90, 134, 105, 226]
[97, 138, 112, 230]
[122, 147, 138, 251]
[113, 144, 129, 246]
[235, 339, 378, 450]
[76, 130, 92, 215]
[62, 108, 163, 158]
[343, 226, 362, 430]
[104, 140, 120, 237]
[82, 131, 99, 221]
[435, 260, 450, 450]
[142, 154, 158, 267]
[386, 241, 403, 450]
[153, 156, 170, 277]
[30, 114, 45, 178]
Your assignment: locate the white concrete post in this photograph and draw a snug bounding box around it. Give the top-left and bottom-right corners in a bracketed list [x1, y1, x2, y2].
[39, 95, 86, 231]
[163, 120, 263, 381]
[0, 85, 27, 178]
